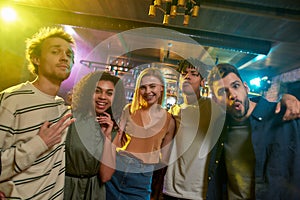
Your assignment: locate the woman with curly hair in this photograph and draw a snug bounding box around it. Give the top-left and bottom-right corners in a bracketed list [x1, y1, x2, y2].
[64, 71, 126, 200]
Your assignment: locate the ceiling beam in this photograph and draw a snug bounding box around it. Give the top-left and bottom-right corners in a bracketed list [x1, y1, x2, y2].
[201, 0, 300, 21]
[12, 3, 271, 55]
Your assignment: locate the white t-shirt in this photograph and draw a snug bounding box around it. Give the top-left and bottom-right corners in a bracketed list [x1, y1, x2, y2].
[163, 98, 225, 200]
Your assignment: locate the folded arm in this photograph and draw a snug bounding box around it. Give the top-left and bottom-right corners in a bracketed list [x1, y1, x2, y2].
[276, 94, 300, 120]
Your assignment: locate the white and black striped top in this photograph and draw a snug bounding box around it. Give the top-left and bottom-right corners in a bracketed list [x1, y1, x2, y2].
[0, 81, 70, 200]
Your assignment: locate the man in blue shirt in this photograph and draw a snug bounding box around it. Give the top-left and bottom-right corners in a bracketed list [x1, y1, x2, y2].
[206, 63, 300, 199]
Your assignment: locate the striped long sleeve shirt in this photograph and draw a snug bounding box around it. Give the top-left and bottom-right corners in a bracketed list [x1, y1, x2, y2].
[0, 81, 69, 200]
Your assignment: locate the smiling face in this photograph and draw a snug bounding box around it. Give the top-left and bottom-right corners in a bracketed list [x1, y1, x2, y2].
[33, 37, 74, 84]
[139, 75, 164, 107]
[93, 80, 115, 116]
[212, 72, 250, 120]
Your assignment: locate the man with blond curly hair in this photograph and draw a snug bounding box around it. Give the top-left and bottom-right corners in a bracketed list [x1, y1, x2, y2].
[0, 26, 76, 199]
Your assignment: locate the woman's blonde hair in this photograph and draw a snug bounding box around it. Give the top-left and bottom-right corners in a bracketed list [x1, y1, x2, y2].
[130, 67, 166, 114]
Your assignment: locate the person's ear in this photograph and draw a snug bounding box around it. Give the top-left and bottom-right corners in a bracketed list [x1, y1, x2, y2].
[243, 82, 250, 93]
[32, 56, 40, 66]
[200, 78, 206, 87]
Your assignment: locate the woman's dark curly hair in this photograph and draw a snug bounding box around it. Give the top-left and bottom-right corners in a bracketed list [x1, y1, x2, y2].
[72, 71, 126, 123]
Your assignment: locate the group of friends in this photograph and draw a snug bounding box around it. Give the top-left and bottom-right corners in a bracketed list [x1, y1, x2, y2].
[0, 26, 300, 200]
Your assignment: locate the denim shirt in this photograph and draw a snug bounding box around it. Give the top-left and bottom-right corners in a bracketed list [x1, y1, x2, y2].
[206, 97, 300, 200]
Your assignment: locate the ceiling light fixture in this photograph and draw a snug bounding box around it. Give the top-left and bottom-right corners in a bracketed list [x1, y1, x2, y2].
[148, 0, 200, 26]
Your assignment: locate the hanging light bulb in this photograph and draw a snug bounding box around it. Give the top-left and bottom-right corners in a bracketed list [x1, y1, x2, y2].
[192, 0, 200, 17]
[148, 0, 199, 26]
[183, 1, 192, 26]
[163, 1, 171, 25]
[148, 0, 156, 17]
[170, 5, 177, 17]
[163, 14, 170, 25]
[183, 14, 190, 26]
[178, 0, 185, 7]
[154, 0, 161, 7]
[191, 5, 200, 17]
[170, 0, 177, 17]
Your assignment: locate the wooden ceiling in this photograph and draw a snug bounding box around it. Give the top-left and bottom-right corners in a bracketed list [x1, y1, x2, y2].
[1, 0, 300, 87]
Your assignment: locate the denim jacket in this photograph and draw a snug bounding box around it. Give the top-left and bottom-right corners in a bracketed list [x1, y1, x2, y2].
[206, 97, 300, 200]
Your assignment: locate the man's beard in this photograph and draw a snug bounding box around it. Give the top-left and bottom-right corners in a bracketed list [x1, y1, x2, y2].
[227, 98, 249, 121]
